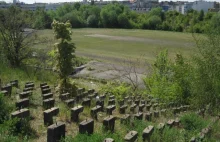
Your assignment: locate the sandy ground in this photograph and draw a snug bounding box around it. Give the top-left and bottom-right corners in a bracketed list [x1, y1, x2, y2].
[71, 59, 150, 89]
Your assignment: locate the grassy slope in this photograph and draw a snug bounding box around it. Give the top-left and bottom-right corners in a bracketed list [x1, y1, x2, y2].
[36, 28, 196, 63]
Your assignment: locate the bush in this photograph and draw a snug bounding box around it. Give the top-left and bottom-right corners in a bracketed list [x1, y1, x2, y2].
[87, 15, 99, 28]
[0, 93, 13, 123]
[180, 113, 209, 131]
[100, 82, 131, 101]
[144, 50, 191, 104]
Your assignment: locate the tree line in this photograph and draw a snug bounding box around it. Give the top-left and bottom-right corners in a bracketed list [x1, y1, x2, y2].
[30, 2, 218, 33]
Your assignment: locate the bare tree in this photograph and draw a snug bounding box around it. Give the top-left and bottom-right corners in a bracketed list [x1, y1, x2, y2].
[112, 55, 150, 91]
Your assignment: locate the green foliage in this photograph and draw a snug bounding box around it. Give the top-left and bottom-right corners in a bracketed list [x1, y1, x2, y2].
[190, 14, 220, 113]
[33, 7, 52, 29]
[73, 56, 89, 67]
[0, 93, 33, 141]
[52, 20, 77, 93]
[61, 11, 85, 28]
[87, 15, 99, 28]
[33, 3, 219, 33]
[152, 127, 185, 142]
[0, 93, 13, 123]
[144, 50, 191, 104]
[0, 118, 20, 142]
[63, 132, 123, 142]
[100, 82, 131, 101]
[0, 6, 34, 67]
[180, 113, 209, 131]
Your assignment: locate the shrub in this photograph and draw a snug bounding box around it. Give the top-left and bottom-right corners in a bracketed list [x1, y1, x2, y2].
[180, 113, 209, 131]
[0, 93, 13, 123]
[100, 82, 131, 101]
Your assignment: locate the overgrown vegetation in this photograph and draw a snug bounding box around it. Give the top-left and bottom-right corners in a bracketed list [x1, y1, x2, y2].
[100, 82, 131, 101]
[51, 20, 77, 94]
[144, 13, 220, 114]
[144, 50, 192, 105]
[0, 3, 219, 142]
[30, 2, 218, 33]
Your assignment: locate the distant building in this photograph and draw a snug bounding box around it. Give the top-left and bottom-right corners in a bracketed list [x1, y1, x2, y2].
[192, 1, 215, 12]
[181, 2, 193, 14]
[132, 0, 159, 12]
[19, 3, 64, 11]
[208, 1, 220, 12]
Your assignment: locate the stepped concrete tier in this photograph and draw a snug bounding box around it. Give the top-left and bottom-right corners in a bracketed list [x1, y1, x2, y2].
[47, 122, 65, 142]
[124, 131, 138, 142]
[79, 119, 94, 134]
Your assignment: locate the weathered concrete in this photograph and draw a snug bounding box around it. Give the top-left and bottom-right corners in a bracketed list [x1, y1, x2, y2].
[43, 93, 53, 100]
[82, 98, 91, 107]
[103, 138, 114, 142]
[120, 114, 130, 124]
[90, 105, 101, 120]
[106, 105, 116, 115]
[44, 107, 59, 126]
[79, 119, 94, 134]
[71, 105, 84, 122]
[124, 131, 138, 142]
[142, 125, 154, 142]
[103, 115, 116, 132]
[47, 122, 65, 142]
[65, 99, 75, 108]
[119, 105, 127, 114]
[134, 112, 143, 120]
[60, 93, 70, 101]
[16, 98, 29, 109]
[43, 98, 55, 109]
[11, 108, 30, 119]
[19, 91, 32, 99]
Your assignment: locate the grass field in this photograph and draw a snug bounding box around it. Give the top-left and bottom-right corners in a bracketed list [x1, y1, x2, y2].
[37, 28, 196, 63]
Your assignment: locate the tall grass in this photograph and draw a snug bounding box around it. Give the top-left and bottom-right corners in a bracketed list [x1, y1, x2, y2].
[0, 63, 58, 85]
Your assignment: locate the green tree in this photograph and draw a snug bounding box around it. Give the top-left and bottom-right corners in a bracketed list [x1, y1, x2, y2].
[198, 10, 204, 21]
[147, 15, 162, 30]
[33, 7, 52, 29]
[0, 6, 36, 67]
[191, 13, 220, 113]
[73, 2, 81, 11]
[61, 11, 85, 28]
[51, 20, 76, 94]
[87, 15, 99, 27]
[118, 13, 131, 28]
[100, 3, 124, 28]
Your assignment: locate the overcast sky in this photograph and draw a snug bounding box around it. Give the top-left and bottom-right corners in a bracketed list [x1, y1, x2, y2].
[3, 0, 220, 4]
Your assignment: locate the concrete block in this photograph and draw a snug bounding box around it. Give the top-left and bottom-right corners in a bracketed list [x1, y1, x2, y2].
[79, 119, 94, 134]
[65, 99, 75, 108]
[43, 93, 53, 100]
[16, 98, 29, 109]
[11, 108, 30, 119]
[142, 125, 154, 141]
[71, 105, 84, 122]
[106, 105, 116, 115]
[124, 131, 138, 142]
[44, 107, 59, 125]
[103, 115, 116, 132]
[43, 98, 55, 109]
[90, 105, 101, 120]
[47, 122, 65, 142]
[119, 105, 127, 114]
[19, 91, 32, 99]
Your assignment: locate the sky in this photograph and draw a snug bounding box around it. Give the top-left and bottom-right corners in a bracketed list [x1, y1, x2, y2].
[3, 0, 220, 4]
